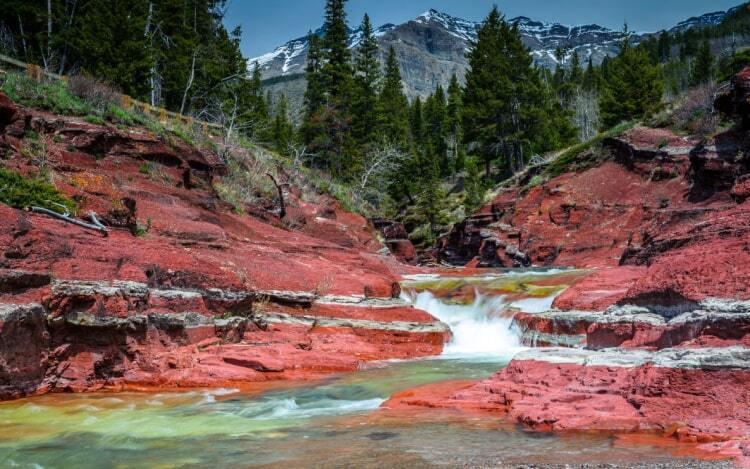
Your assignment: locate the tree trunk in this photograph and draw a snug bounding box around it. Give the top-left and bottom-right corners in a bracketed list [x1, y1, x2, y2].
[179, 51, 197, 115]
[266, 173, 286, 219]
[46, 0, 52, 71]
[17, 14, 28, 60]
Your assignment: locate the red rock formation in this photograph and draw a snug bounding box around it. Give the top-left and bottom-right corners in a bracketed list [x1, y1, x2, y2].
[414, 70, 750, 466]
[0, 92, 445, 398]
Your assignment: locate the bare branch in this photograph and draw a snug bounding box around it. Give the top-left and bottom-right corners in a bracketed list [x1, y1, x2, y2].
[31, 207, 108, 236]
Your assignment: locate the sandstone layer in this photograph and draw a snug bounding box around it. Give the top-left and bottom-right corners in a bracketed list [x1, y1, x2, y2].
[0, 91, 443, 398]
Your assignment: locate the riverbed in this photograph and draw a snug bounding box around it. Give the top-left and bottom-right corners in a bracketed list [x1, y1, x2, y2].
[0, 270, 729, 468]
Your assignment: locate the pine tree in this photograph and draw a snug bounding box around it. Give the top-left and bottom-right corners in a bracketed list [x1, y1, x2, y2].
[271, 94, 294, 154]
[462, 156, 484, 212]
[424, 86, 448, 175]
[569, 51, 583, 85]
[600, 35, 664, 128]
[463, 7, 572, 179]
[690, 41, 715, 86]
[583, 57, 598, 91]
[657, 31, 672, 62]
[303, 32, 325, 118]
[413, 148, 448, 245]
[320, 0, 353, 104]
[410, 97, 425, 147]
[301, 31, 328, 169]
[446, 74, 464, 173]
[316, 0, 355, 178]
[352, 14, 381, 147]
[377, 47, 409, 147]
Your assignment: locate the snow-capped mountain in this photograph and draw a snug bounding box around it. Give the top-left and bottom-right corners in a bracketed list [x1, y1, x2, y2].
[670, 10, 729, 33]
[252, 4, 741, 115]
[252, 23, 396, 78]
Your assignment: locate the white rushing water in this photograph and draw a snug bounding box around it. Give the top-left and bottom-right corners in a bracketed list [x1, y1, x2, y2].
[407, 290, 526, 362]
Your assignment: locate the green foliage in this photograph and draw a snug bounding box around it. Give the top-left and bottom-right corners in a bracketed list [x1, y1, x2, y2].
[1, 0, 251, 118]
[462, 7, 575, 181]
[0, 167, 76, 213]
[351, 14, 381, 146]
[134, 218, 152, 237]
[462, 156, 486, 213]
[690, 41, 715, 86]
[377, 47, 410, 148]
[600, 36, 663, 129]
[719, 48, 750, 81]
[84, 115, 106, 125]
[544, 121, 635, 178]
[270, 94, 294, 154]
[1, 73, 90, 116]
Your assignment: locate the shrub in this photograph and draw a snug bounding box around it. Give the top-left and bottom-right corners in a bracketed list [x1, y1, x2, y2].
[67, 75, 121, 114]
[544, 121, 635, 178]
[0, 167, 76, 213]
[1, 72, 90, 116]
[672, 84, 719, 137]
[84, 114, 106, 125]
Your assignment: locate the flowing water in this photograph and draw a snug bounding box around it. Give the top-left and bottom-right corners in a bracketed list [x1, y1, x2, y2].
[0, 270, 719, 468]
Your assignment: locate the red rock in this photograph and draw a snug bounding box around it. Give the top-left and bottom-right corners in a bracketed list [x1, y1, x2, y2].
[387, 358, 750, 442]
[553, 266, 646, 311]
[0, 94, 444, 400]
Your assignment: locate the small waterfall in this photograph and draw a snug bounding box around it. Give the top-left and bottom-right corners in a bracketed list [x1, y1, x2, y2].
[406, 290, 525, 362]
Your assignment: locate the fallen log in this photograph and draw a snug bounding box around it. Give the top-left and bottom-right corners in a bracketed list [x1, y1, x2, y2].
[31, 207, 109, 236]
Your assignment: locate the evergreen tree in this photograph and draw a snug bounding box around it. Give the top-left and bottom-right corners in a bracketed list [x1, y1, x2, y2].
[301, 31, 327, 168]
[303, 32, 325, 118]
[569, 51, 583, 85]
[690, 40, 715, 86]
[320, 0, 353, 103]
[352, 14, 380, 146]
[599, 35, 664, 128]
[424, 86, 449, 175]
[446, 74, 464, 173]
[582, 57, 598, 91]
[315, 0, 355, 177]
[463, 7, 572, 179]
[657, 31, 672, 62]
[377, 47, 409, 147]
[410, 97, 425, 147]
[271, 94, 294, 154]
[462, 156, 484, 212]
[413, 148, 449, 245]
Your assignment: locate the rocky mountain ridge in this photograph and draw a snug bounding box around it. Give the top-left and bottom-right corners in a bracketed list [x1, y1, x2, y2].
[252, 4, 739, 104]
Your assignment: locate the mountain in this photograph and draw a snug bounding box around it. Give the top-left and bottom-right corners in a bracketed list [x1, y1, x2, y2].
[251, 5, 737, 114]
[669, 8, 734, 33]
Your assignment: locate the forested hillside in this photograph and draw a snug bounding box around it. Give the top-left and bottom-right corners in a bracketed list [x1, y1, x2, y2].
[2, 0, 750, 253]
[0, 0, 267, 124]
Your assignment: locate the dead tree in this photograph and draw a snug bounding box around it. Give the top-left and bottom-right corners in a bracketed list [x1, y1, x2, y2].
[266, 173, 286, 219]
[31, 206, 108, 236]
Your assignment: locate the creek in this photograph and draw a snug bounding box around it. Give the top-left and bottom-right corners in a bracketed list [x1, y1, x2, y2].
[0, 270, 705, 468]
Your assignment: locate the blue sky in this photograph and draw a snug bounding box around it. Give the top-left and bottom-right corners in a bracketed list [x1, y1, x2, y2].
[224, 0, 743, 59]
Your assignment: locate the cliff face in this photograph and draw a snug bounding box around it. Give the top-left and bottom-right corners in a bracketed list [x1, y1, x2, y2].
[389, 70, 750, 467]
[0, 92, 445, 398]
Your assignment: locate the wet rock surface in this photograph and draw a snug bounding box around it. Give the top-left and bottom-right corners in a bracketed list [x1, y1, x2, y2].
[390, 70, 750, 467]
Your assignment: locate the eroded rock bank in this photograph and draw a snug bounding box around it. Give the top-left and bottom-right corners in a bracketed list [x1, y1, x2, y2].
[0, 92, 446, 399]
[390, 70, 750, 467]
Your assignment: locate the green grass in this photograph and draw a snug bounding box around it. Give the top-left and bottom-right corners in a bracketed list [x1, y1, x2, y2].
[544, 121, 635, 178]
[0, 167, 76, 213]
[1, 72, 91, 116]
[1, 72, 204, 151]
[84, 114, 106, 125]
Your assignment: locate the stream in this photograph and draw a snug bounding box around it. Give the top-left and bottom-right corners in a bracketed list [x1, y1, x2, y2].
[0, 270, 718, 468]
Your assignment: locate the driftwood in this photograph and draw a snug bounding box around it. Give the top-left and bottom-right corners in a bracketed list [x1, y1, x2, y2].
[31, 206, 109, 236]
[266, 172, 286, 219]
